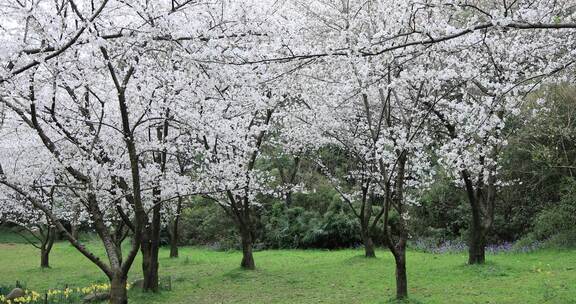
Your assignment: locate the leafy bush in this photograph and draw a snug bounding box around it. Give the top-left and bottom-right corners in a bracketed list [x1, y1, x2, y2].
[261, 200, 360, 249]
[532, 179, 576, 240]
[260, 204, 317, 249]
[300, 205, 360, 249]
[410, 172, 469, 241]
[178, 200, 239, 250]
[177, 181, 363, 250]
[516, 178, 576, 249]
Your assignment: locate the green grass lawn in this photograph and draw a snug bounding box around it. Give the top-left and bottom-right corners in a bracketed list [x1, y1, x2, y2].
[0, 239, 575, 303]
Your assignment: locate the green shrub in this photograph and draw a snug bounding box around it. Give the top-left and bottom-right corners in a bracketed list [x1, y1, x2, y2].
[532, 182, 576, 239]
[261, 203, 318, 249]
[178, 200, 239, 250]
[516, 178, 576, 249]
[261, 200, 360, 249]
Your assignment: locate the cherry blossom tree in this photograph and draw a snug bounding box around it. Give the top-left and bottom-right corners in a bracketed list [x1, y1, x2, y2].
[284, 53, 437, 298]
[0, 187, 57, 268]
[415, 1, 576, 265]
[184, 72, 288, 270]
[1, 0, 576, 303]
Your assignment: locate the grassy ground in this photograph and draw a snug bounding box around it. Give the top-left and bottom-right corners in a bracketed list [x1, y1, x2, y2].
[0, 239, 575, 303]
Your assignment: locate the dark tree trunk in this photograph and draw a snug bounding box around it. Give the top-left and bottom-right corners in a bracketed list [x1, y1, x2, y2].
[39, 237, 54, 269]
[363, 235, 376, 258]
[141, 119, 169, 284]
[169, 197, 183, 258]
[140, 239, 159, 292]
[279, 156, 300, 208]
[169, 226, 179, 258]
[40, 226, 55, 268]
[361, 226, 376, 258]
[285, 191, 293, 208]
[392, 246, 408, 300]
[461, 158, 496, 265]
[109, 272, 128, 304]
[40, 247, 50, 268]
[385, 152, 409, 300]
[468, 207, 486, 264]
[141, 197, 161, 292]
[227, 191, 256, 270]
[463, 175, 490, 265]
[385, 226, 409, 300]
[70, 224, 79, 240]
[240, 227, 255, 270]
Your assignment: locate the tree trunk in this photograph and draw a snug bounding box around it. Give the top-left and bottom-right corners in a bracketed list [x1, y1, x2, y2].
[388, 153, 408, 300]
[285, 191, 293, 208]
[361, 225, 376, 258]
[109, 272, 128, 304]
[392, 246, 408, 300]
[40, 247, 50, 268]
[363, 235, 376, 258]
[140, 239, 159, 292]
[240, 227, 255, 270]
[468, 209, 486, 264]
[462, 169, 493, 265]
[169, 225, 179, 258]
[169, 197, 183, 258]
[40, 226, 55, 268]
[71, 224, 79, 240]
[141, 199, 161, 292]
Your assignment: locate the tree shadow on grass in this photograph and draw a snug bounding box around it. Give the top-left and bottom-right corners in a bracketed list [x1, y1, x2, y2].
[222, 267, 263, 282]
[379, 297, 426, 304]
[342, 254, 385, 265]
[455, 261, 513, 278]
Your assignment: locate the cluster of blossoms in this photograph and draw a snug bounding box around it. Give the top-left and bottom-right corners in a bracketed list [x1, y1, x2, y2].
[78, 283, 114, 295]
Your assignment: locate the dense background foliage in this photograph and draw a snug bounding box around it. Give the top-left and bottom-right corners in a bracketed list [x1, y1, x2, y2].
[163, 86, 576, 251]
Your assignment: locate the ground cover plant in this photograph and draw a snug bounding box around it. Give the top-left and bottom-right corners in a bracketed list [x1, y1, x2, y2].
[1, 241, 575, 304]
